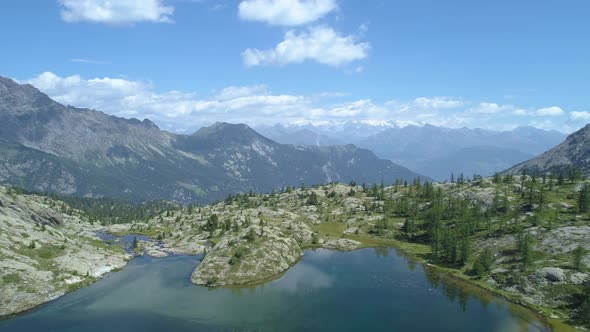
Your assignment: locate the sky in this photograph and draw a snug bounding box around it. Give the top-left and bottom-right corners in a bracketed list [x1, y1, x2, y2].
[1, 0, 589, 134]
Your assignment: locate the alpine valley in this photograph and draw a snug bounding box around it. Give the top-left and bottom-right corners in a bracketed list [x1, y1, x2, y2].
[2, 2, 590, 332]
[1, 75, 590, 332]
[0, 77, 424, 204]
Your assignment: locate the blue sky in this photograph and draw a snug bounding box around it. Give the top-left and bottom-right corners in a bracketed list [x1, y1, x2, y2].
[1, 0, 589, 133]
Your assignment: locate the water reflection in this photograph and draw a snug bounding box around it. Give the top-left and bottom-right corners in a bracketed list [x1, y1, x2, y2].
[0, 247, 551, 332]
[274, 262, 333, 293]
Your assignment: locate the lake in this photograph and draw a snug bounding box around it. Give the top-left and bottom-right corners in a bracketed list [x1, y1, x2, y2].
[0, 247, 551, 332]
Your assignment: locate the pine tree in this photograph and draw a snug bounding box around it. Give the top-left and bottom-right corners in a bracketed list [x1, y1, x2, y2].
[558, 171, 565, 185]
[245, 228, 257, 242]
[538, 185, 545, 211]
[548, 172, 555, 191]
[207, 214, 219, 230]
[579, 184, 590, 213]
[306, 192, 319, 206]
[459, 234, 470, 266]
[474, 247, 494, 278]
[493, 172, 501, 184]
[520, 169, 527, 197]
[572, 246, 588, 271]
[579, 279, 590, 324]
[402, 218, 416, 240]
[519, 232, 534, 270]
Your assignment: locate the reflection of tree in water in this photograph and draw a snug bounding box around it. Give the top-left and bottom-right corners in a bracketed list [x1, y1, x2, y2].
[424, 268, 471, 312]
[390, 248, 418, 271]
[373, 247, 389, 258]
[424, 267, 441, 289]
[424, 268, 548, 332]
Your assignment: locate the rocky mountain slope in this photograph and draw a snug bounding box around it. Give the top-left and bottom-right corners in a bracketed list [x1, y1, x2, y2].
[256, 126, 343, 146]
[0, 77, 424, 203]
[0, 187, 130, 316]
[507, 123, 590, 176]
[358, 125, 566, 180]
[260, 122, 566, 181]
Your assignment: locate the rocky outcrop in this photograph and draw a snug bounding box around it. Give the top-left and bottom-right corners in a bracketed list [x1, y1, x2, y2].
[537, 267, 566, 282]
[191, 226, 302, 286]
[322, 238, 361, 251]
[0, 187, 130, 316]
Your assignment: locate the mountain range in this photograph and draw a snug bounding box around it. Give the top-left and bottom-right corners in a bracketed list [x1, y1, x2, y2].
[507, 123, 590, 176]
[257, 122, 566, 181]
[0, 76, 424, 203]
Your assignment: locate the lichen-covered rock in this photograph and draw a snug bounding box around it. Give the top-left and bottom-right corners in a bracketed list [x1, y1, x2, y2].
[570, 272, 589, 285]
[540, 226, 590, 254]
[322, 238, 361, 251]
[0, 187, 130, 316]
[191, 226, 302, 286]
[343, 197, 365, 212]
[537, 267, 566, 282]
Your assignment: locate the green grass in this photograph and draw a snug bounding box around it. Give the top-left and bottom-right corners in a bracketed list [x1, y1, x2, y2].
[85, 238, 126, 254]
[177, 182, 206, 197]
[108, 225, 172, 238]
[2, 273, 23, 284]
[311, 222, 346, 238]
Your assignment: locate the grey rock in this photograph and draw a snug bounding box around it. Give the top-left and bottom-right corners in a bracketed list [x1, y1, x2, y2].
[538, 267, 566, 282]
[570, 272, 589, 285]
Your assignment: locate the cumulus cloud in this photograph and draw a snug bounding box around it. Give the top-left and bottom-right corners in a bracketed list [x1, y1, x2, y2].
[571, 111, 590, 120]
[58, 0, 174, 24]
[535, 106, 564, 117]
[238, 0, 337, 26]
[22, 72, 574, 133]
[323, 99, 382, 118]
[385, 97, 463, 114]
[243, 26, 369, 67]
[469, 102, 514, 114]
[413, 97, 463, 110]
[25, 72, 307, 132]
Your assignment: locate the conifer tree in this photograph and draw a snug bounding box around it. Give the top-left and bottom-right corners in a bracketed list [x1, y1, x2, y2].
[474, 248, 494, 278]
[579, 184, 590, 213]
[519, 232, 534, 270]
[572, 245, 588, 271]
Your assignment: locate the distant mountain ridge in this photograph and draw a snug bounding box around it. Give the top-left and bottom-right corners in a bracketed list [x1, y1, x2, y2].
[0, 76, 425, 203]
[506, 123, 590, 176]
[258, 122, 566, 181]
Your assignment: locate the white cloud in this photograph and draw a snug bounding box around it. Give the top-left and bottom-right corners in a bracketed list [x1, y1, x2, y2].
[22, 72, 575, 133]
[58, 0, 174, 24]
[385, 97, 463, 114]
[70, 58, 110, 64]
[528, 119, 557, 130]
[469, 102, 513, 114]
[535, 106, 564, 116]
[413, 97, 463, 109]
[25, 72, 307, 132]
[215, 85, 268, 100]
[571, 111, 590, 120]
[243, 26, 369, 67]
[238, 0, 337, 26]
[325, 99, 382, 118]
[513, 108, 529, 116]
